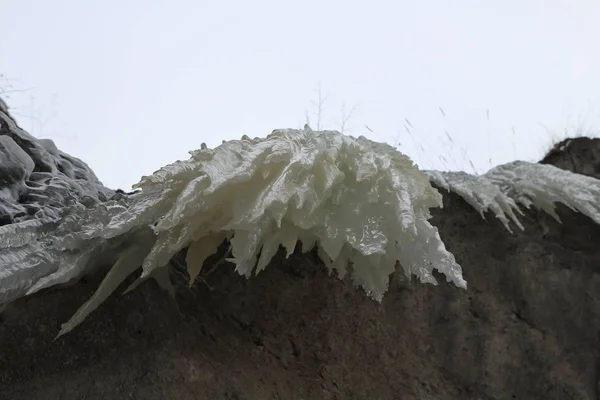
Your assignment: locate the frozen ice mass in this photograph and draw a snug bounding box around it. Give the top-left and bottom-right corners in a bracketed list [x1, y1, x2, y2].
[1, 101, 599, 336]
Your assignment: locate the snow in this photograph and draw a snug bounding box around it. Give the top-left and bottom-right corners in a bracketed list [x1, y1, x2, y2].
[1, 110, 600, 335]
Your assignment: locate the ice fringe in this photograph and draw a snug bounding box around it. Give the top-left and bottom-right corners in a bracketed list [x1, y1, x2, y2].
[2, 126, 600, 336]
[425, 161, 600, 231]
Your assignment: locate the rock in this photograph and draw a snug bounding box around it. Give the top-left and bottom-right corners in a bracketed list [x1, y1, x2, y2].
[0, 97, 8, 113]
[0, 135, 35, 186]
[0, 102, 599, 399]
[540, 136, 600, 180]
[0, 102, 114, 225]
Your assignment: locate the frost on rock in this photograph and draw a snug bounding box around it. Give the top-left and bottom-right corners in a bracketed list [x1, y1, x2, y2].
[425, 160, 600, 231]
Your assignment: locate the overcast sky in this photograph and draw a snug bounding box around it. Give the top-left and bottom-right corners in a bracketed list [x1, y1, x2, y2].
[1, 0, 599, 189]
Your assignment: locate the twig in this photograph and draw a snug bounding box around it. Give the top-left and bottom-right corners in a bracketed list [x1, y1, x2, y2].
[310, 82, 329, 132]
[338, 103, 357, 134]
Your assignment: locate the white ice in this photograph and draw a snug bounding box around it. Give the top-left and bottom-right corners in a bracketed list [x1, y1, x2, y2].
[1, 119, 599, 336]
[425, 161, 600, 231]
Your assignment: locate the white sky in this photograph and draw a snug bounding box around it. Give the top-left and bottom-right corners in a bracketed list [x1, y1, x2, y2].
[1, 0, 600, 190]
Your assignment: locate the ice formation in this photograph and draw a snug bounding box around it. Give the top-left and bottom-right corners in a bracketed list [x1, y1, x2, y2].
[0, 122, 470, 335]
[129, 128, 467, 293]
[425, 161, 600, 231]
[2, 96, 600, 336]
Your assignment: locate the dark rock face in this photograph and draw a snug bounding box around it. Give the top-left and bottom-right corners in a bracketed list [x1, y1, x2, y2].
[540, 137, 600, 180]
[0, 112, 599, 399]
